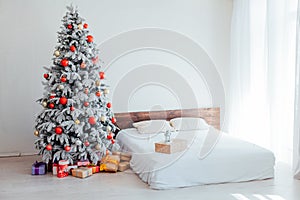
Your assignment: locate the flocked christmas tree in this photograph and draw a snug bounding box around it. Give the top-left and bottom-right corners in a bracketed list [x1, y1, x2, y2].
[34, 5, 119, 165]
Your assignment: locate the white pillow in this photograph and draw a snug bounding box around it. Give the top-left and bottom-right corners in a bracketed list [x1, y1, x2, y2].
[132, 120, 172, 134]
[170, 117, 210, 131]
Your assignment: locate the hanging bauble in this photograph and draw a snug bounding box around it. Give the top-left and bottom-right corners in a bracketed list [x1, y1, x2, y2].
[111, 117, 117, 124]
[100, 116, 107, 122]
[70, 106, 75, 111]
[80, 62, 86, 69]
[60, 76, 67, 82]
[67, 24, 73, 29]
[43, 73, 49, 79]
[106, 126, 112, 132]
[48, 103, 55, 109]
[95, 91, 101, 97]
[107, 134, 113, 140]
[95, 144, 101, 150]
[76, 140, 82, 146]
[75, 119, 80, 125]
[106, 102, 112, 108]
[83, 23, 88, 29]
[54, 50, 60, 57]
[111, 139, 115, 144]
[55, 126, 63, 135]
[84, 141, 90, 147]
[104, 89, 109, 95]
[59, 97, 68, 105]
[42, 100, 47, 108]
[70, 45, 76, 52]
[64, 146, 71, 152]
[86, 35, 94, 43]
[77, 23, 83, 30]
[58, 85, 64, 90]
[84, 88, 89, 94]
[60, 59, 69, 67]
[34, 130, 39, 136]
[46, 144, 52, 151]
[99, 72, 105, 79]
[95, 80, 101, 86]
[89, 116, 96, 125]
[84, 102, 89, 107]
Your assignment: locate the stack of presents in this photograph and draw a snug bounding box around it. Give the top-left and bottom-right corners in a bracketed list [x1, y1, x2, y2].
[31, 152, 132, 178]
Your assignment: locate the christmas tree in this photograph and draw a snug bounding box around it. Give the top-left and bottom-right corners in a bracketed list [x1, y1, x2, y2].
[34, 5, 119, 165]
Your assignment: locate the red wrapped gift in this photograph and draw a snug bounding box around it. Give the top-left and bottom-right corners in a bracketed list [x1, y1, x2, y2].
[31, 161, 46, 175]
[57, 160, 69, 178]
[88, 164, 100, 173]
[77, 160, 90, 167]
[52, 163, 58, 175]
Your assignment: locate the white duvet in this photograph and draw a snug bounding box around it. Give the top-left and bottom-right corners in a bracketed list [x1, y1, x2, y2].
[116, 127, 275, 190]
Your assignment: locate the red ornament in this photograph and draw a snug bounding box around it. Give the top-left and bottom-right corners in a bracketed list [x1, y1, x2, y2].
[64, 146, 71, 152]
[60, 76, 67, 82]
[107, 134, 113, 140]
[99, 72, 105, 79]
[84, 102, 89, 107]
[46, 144, 52, 151]
[43, 73, 49, 79]
[48, 103, 55, 109]
[83, 23, 88, 29]
[49, 95, 55, 99]
[70, 45, 76, 52]
[80, 62, 86, 69]
[111, 139, 115, 144]
[111, 117, 117, 124]
[88, 116, 96, 125]
[95, 91, 101, 97]
[84, 141, 90, 147]
[60, 59, 69, 67]
[67, 24, 73, 29]
[86, 35, 93, 43]
[70, 106, 75, 111]
[106, 102, 112, 108]
[84, 88, 89, 94]
[59, 97, 68, 105]
[55, 126, 63, 135]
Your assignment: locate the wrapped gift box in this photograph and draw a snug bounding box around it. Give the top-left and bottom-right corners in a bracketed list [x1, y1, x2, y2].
[32, 161, 46, 175]
[52, 163, 58, 175]
[120, 152, 132, 162]
[87, 164, 100, 174]
[155, 139, 187, 154]
[77, 160, 90, 167]
[100, 155, 120, 172]
[118, 161, 130, 172]
[71, 167, 92, 178]
[67, 165, 78, 174]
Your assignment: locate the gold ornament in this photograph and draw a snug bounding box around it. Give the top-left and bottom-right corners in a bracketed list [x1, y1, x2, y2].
[34, 130, 39, 136]
[104, 89, 109, 95]
[106, 126, 112, 132]
[75, 119, 80, 125]
[95, 80, 101, 86]
[58, 85, 64, 90]
[78, 24, 83, 30]
[95, 144, 101, 150]
[42, 101, 47, 108]
[100, 116, 107, 122]
[54, 50, 60, 57]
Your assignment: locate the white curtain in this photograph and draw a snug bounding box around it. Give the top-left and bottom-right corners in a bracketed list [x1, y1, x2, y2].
[293, 0, 300, 179]
[229, 0, 297, 164]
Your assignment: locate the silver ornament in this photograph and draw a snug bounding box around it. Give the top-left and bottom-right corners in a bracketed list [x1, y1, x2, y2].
[78, 24, 83, 30]
[54, 50, 60, 57]
[104, 89, 109, 95]
[58, 85, 64, 90]
[42, 101, 47, 107]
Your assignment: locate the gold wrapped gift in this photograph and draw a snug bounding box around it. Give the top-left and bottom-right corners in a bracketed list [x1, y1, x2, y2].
[71, 167, 92, 178]
[100, 155, 120, 172]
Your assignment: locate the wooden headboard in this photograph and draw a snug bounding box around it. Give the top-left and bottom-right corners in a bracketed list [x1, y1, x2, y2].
[114, 107, 220, 130]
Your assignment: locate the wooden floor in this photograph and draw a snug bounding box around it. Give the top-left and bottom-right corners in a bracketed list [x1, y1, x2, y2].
[0, 155, 299, 200]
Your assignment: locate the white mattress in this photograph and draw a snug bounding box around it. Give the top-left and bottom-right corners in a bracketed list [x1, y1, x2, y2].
[116, 127, 275, 190]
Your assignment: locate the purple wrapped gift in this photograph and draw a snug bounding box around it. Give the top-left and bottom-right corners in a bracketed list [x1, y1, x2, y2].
[31, 161, 46, 175]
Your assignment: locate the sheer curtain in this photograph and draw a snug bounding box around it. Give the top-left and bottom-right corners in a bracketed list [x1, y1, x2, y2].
[229, 0, 297, 164]
[294, 0, 300, 179]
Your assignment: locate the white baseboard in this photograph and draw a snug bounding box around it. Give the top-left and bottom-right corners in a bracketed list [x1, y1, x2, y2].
[0, 152, 37, 158]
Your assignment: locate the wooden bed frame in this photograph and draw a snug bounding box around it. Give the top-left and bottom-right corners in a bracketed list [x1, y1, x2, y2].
[114, 107, 220, 130]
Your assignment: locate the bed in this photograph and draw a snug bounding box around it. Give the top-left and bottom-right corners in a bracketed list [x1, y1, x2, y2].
[114, 108, 275, 190]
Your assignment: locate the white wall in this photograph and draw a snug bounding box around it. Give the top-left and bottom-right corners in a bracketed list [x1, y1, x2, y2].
[0, 0, 232, 155]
